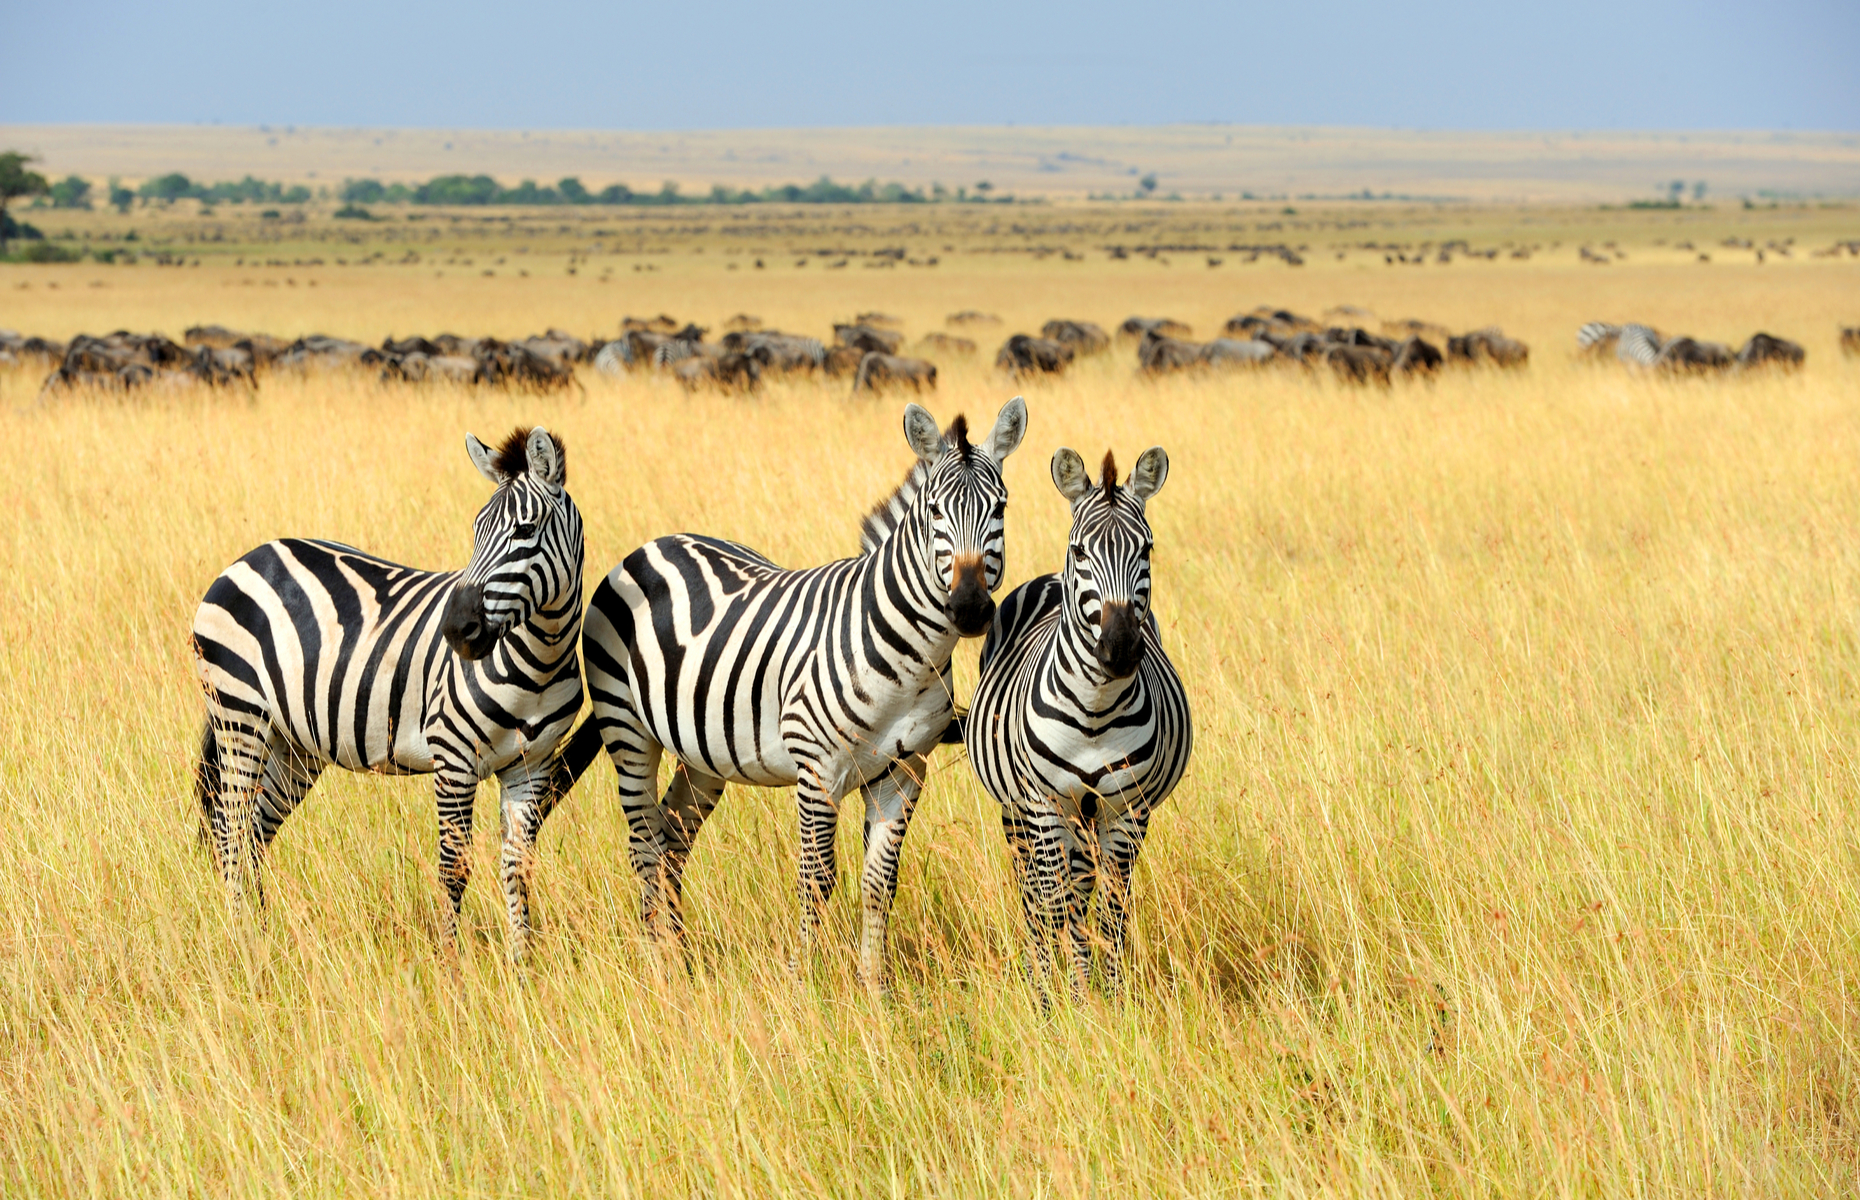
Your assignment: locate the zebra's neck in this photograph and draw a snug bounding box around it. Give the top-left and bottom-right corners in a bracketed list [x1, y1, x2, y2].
[1052, 589, 1142, 707]
[872, 505, 960, 650]
[488, 504, 585, 677]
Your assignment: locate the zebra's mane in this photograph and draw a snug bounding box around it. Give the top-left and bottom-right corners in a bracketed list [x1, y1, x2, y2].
[492, 427, 566, 481]
[858, 417, 968, 554]
[1100, 449, 1119, 500]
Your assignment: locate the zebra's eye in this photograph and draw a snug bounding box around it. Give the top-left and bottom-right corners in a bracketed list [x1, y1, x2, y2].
[512, 521, 538, 539]
[927, 501, 943, 520]
[1071, 544, 1088, 561]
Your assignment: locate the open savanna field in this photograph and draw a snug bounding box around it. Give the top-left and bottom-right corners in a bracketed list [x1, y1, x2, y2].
[3, 198, 1860, 1196]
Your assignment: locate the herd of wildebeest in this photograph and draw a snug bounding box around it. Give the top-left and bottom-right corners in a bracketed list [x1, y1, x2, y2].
[0, 306, 1843, 399]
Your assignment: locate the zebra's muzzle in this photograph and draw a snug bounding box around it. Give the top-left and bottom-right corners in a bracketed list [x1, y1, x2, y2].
[440, 582, 499, 661]
[1097, 602, 1145, 678]
[950, 557, 995, 637]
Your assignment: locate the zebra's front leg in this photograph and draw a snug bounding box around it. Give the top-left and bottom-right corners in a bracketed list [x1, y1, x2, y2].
[1095, 811, 1152, 995]
[432, 759, 480, 955]
[1060, 810, 1102, 993]
[1006, 804, 1071, 992]
[494, 757, 549, 965]
[793, 765, 842, 959]
[857, 754, 926, 992]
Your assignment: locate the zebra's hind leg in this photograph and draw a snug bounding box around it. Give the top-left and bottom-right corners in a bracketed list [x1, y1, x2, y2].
[432, 758, 481, 956]
[793, 765, 843, 960]
[1094, 812, 1152, 996]
[201, 709, 270, 913]
[857, 754, 926, 992]
[248, 738, 323, 907]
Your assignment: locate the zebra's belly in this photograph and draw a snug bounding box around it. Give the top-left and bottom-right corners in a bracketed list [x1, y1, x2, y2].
[1032, 725, 1164, 817]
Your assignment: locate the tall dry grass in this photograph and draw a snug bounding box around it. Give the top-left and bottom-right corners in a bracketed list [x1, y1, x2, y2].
[2, 256, 1859, 1196]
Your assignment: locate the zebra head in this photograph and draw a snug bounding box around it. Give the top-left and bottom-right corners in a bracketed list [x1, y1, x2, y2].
[1051, 445, 1169, 679]
[441, 426, 576, 661]
[901, 396, 1027, 637]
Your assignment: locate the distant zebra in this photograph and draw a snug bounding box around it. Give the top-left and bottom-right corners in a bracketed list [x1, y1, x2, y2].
[962, 446, 1192, 993]
[559, 398, 1027, 986]
[192, 428, 584, 962]
[1576, 321, 1621, 358]
[1616, 324, 1664, 367]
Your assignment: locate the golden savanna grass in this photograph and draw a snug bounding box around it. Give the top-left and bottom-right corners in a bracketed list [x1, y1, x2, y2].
[3, 209, 1860, 1196]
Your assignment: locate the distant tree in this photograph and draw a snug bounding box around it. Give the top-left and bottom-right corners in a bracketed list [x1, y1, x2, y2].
[0, 152, 50, 251]
[1138, 174, 1158, 195]
[108, 179, 134, 213]
[140, 172, 196, 202]
[49, 175, 92, 209]
[595, 183, 632, 204]
[280, 185, 311, 204]
[342, 179, 386, 204]
[1692, 181, 1707, 202]
[1668, 179, 1685, 203]
[557, 176, 590, 204]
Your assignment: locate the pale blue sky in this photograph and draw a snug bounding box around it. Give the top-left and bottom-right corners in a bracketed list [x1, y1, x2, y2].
[5, 0, 1855, 130]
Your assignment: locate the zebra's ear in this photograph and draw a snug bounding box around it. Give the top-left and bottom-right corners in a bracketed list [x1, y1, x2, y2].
[465, 433, 507, 485]
[1050, 448, 1091, 501]
[984, 395, 1027, 463]
[902, 404, 944, 461]
[1127, 446, 1169, 500]
[525, 427, 565, 491]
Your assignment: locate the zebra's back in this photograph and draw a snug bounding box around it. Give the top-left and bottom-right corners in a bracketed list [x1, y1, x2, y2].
[585, 533, 859, 787]
[194, 538, 456, 772]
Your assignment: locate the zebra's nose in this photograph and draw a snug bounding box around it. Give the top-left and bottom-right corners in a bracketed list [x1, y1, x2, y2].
[441, 582, 495, 660]
[1096, 602, 1145, 678]
[950, 556, 995, 636]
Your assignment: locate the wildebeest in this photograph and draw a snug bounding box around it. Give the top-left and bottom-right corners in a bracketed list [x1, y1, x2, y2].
[622, 314, 682, 333]
[1391, 336, 1444, 376]
[1040, 319, 1110, 355]
[1138, 332, 1207, 374]
[854, 311, 904, 329]
[1735, 332, 1805, 371]
[40, 331, 254, 394]
[834, 324, 904, 355]
[1841, 327, 1860, 357]
[1200, 338, 1280, 368]
[379, 353, 480, 384]
[601, 323, 707, 371]
[0, 330, 68, 365]
[1120, 316, 1193, 341]
[995, 334, 1075, 377]
[184, 324, 253, 349]
[383, 335, 444, 357]
[514, 329, 592, 366]
[851, 352, 937, 395]
[947, 310, 1002, 328]
[915, 332, 976, 357]
[823, 345, 869, 378]
[1383, 317, 1454, 344]
[1324, 327, 1400, 353]
[1653, 336, 1735, 373]
[1322, 343, 1393, 385]
[276, 335, 384, 372]
[674, 351, 760, 394]
[1446, 327, 1529, 368]
[723, 313, 763, 332]
[723, 330, 827, 375]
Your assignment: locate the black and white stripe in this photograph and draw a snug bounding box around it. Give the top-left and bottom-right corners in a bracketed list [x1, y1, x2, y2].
[191, 427, 584, 961]
[963, 446, 1192, 993]
[1616, 323, 1664, 367]
[569, 398, 1026, 985]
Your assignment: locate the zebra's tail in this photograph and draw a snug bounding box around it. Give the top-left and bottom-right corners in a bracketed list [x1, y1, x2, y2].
[194, 720, 221, 849]
[538, 717, 608, 820]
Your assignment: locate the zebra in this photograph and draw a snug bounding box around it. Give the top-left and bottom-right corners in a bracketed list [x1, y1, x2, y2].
[961, 446, 1192, 994]
[1577, 321, 1621, 358]
[557, 397, 1027, 986]
[191, 427, 584, 962]
[1616, 324, 1664, 367]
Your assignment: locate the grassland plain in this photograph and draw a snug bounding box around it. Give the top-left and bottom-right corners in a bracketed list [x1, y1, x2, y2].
[2, 207, 1860, 1197]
